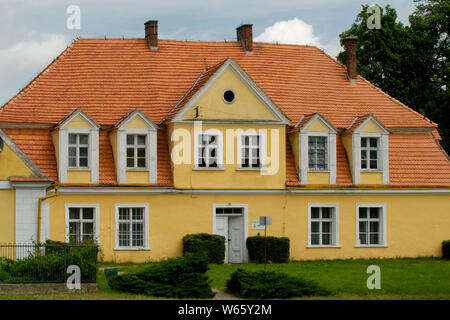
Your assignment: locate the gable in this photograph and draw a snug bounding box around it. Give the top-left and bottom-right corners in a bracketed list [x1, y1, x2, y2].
[0, 142, 33, 180]
[358, 119, 384, 133]
[305, 118, 331, 132]
[123, 115, 152, 129]
[64, 114, 94, 129]
[181, 67, 278, 121]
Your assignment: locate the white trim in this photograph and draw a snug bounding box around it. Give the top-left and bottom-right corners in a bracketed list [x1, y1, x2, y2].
[212, 203, 248, 263]
[307, 203, 340, 247]
[172, 58, 289, 125]
[114, 203, 150, 250]
[0, 180, 12, 189]
[64, 204, 100, 244]
[353, 133, 389, 184]
[194, 129, 224, 169]
[58, 109, 100, 130]
[54, 187, 450, 195]
[355, 203, 387, 247]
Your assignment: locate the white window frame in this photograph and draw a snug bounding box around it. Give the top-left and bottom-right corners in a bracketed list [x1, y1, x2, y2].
[194, 129, 223, 170]
[308, 135, 329, 171]
[360, 136, 380, 171]
[114, 204, 150, 250]
[64, 204, 100, 244]
[307, 203, 340, 248]
[355, 204, 387, 247]
[117, 128, 157, 183]
[126, 134, 147, 169]
[237, 130, 266, 170]
[68, 133, 90, 169]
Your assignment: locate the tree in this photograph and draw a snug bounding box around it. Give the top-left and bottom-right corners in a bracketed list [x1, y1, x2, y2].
[337, 2, 449, 153]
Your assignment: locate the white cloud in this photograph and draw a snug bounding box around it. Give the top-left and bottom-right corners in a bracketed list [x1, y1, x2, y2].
[255, 18, 320, 46]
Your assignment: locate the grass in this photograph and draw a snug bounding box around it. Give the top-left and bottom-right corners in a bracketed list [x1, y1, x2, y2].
[0, 258, 449, 299]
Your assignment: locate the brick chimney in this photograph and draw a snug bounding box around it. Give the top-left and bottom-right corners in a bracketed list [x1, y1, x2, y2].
[145, 20, 158, 50]
[236, 24, 253, 54]
[343, 36, 358, 82]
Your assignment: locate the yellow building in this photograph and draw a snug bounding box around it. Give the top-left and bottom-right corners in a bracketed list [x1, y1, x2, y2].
[0, 22, 449, 263]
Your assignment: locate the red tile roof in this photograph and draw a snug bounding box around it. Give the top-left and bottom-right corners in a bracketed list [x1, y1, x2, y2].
[0, 38, 448, 187]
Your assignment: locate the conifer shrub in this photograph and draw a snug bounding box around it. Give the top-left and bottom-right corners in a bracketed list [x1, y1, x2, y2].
[183, 233, 225, 264]
[443, 240, 450, 259]
[226, 268, 331, 299]
[107, 252, 215, 298]
[246, 236, 290, 263]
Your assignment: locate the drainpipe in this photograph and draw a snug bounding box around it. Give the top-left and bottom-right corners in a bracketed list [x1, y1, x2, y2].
[37, 187, 59, 244]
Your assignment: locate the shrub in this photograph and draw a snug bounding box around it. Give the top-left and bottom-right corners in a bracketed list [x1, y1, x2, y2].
[443, 240, 450, 259]
[183, 233, 225, 264]
[107, 252, 214, 298]
[226, 268, 331, 299]
[246, 236, 290, 263]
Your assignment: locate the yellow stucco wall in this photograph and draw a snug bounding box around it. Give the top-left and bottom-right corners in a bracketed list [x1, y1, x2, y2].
[305, 119, 330, 132]
[126, 171, 149, 184]
[67, 171, 91, 184]
[0, 189, 15, 243]
[307, 172, 330, 184]
[0, 144, 32, 180]
[65, 115, 93, 129]
[359, 120, 383, 133]
[46, 192, 450, 262]
[123, 116, 151, 129]
[360, 172, 383, 185]
[169, 123, 286, 189]
[182, 68, 278, 121]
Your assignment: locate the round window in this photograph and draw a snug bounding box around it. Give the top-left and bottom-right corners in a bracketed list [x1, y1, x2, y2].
[223, 89, 236, 104]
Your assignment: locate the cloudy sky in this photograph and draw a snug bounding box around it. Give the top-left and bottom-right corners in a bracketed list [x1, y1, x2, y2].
[0, 0, 417, 106]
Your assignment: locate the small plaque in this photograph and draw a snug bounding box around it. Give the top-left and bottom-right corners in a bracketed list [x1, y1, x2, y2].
[251, 220, 265, 230]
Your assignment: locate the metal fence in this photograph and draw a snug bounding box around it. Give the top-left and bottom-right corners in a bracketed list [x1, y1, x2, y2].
[0, 243, 98, 283]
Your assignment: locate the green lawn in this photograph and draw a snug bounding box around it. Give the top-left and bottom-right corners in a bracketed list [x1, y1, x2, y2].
[0, 258, 449, 299]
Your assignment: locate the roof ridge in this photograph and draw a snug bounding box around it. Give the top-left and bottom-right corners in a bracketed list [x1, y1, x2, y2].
[312, 46, 437, 128]
[0, 37, 78, 116]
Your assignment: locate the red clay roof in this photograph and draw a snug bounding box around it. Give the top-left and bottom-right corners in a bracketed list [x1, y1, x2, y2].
[0, 38, 437, 129]
[0, 38, 448, 187]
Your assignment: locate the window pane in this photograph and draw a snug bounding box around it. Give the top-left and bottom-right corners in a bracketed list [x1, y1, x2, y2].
[137, 148, 146, 158]
[359, 233, 367, 245]
[119, 208, 129, 220]
[311, 222, 320, 233]
[69, 222, 80, 243]
[68, 147, 76, 157]
[311, 234, 320, 245]
[370, 221, 379, 233]
[69, 208, 80, 220]
[79, 147, 88, 157]
[83, 222, 94, 238]
[311, 208, 320, 219]
[322, 233, 331, 245]
[322, 222, 331, 233]
[79, 134, 88, 145]
[137, 135, 146, 145]
[359, 221, 367, 233]
[370, 233, 380, 244]
[370, 138, 378, 148]
[69, 134, 77, 145]
[83, 208, 94, 220]
[322, 208, 331, 219]
[79, 157, 88, 167]
[126, 148, 134, 157]
[370, 208, 379, 219]
[370, 160, 377, 169]
[127, 135, 134, 145]
[127, 158, 134, 167]
[359, 207, 367, 219]
[69, 157, 77, 167]
[132, 208, 144, 220]
[137, 158, 146, 168]
[361, 138, 367, 147]
[119, 223, 130, 247]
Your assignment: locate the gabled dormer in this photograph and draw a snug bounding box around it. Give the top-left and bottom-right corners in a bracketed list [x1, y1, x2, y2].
[52, 109, 100, 184]
[111, 109, 158, 184]
[290, 113, 338, 185]
[342, 114, 389, 185]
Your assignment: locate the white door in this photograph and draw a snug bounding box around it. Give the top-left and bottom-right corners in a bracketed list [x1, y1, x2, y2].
[228, 216, 244, 263]
[215, 216, 229, 263]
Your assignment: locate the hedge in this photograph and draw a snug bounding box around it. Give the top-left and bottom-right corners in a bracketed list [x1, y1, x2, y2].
[226, 268, 331, 298]
[246, 236, 290, 263]
[107, 252, 214, 298]
[443, 240, 450, 259]
[182, 233, 225, 264]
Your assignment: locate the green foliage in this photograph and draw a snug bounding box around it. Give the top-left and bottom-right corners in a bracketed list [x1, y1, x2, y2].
[226, 268, 331, 298]
[443, 240, 450, 259]
[0, 240, 99, 283]
[246, 236, 290, 263]
[337, 1, 450, 153]
[107, 253, 214, 298]
[182, 233, 225, 264]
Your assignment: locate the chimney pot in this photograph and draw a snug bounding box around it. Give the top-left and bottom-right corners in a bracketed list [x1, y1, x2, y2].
[236, 24, 253, 54]
[343, 36, 358, 82]
[145, 20, 158, 50]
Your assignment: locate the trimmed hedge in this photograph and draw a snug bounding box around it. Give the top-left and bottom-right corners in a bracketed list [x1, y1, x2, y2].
[246, 236, 290, 263]
[226, 268, 331, 298]
[443, 240, 450, 259]
[183, 233, 225, 264]
[107, 253, 214, 298]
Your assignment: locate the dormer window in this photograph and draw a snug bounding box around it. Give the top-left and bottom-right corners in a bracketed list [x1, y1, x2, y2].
[361, 137, 379, 170]
[68, 133, 89, 168]
[308, 136, 328, 171]
[126, 134, 147, 168]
